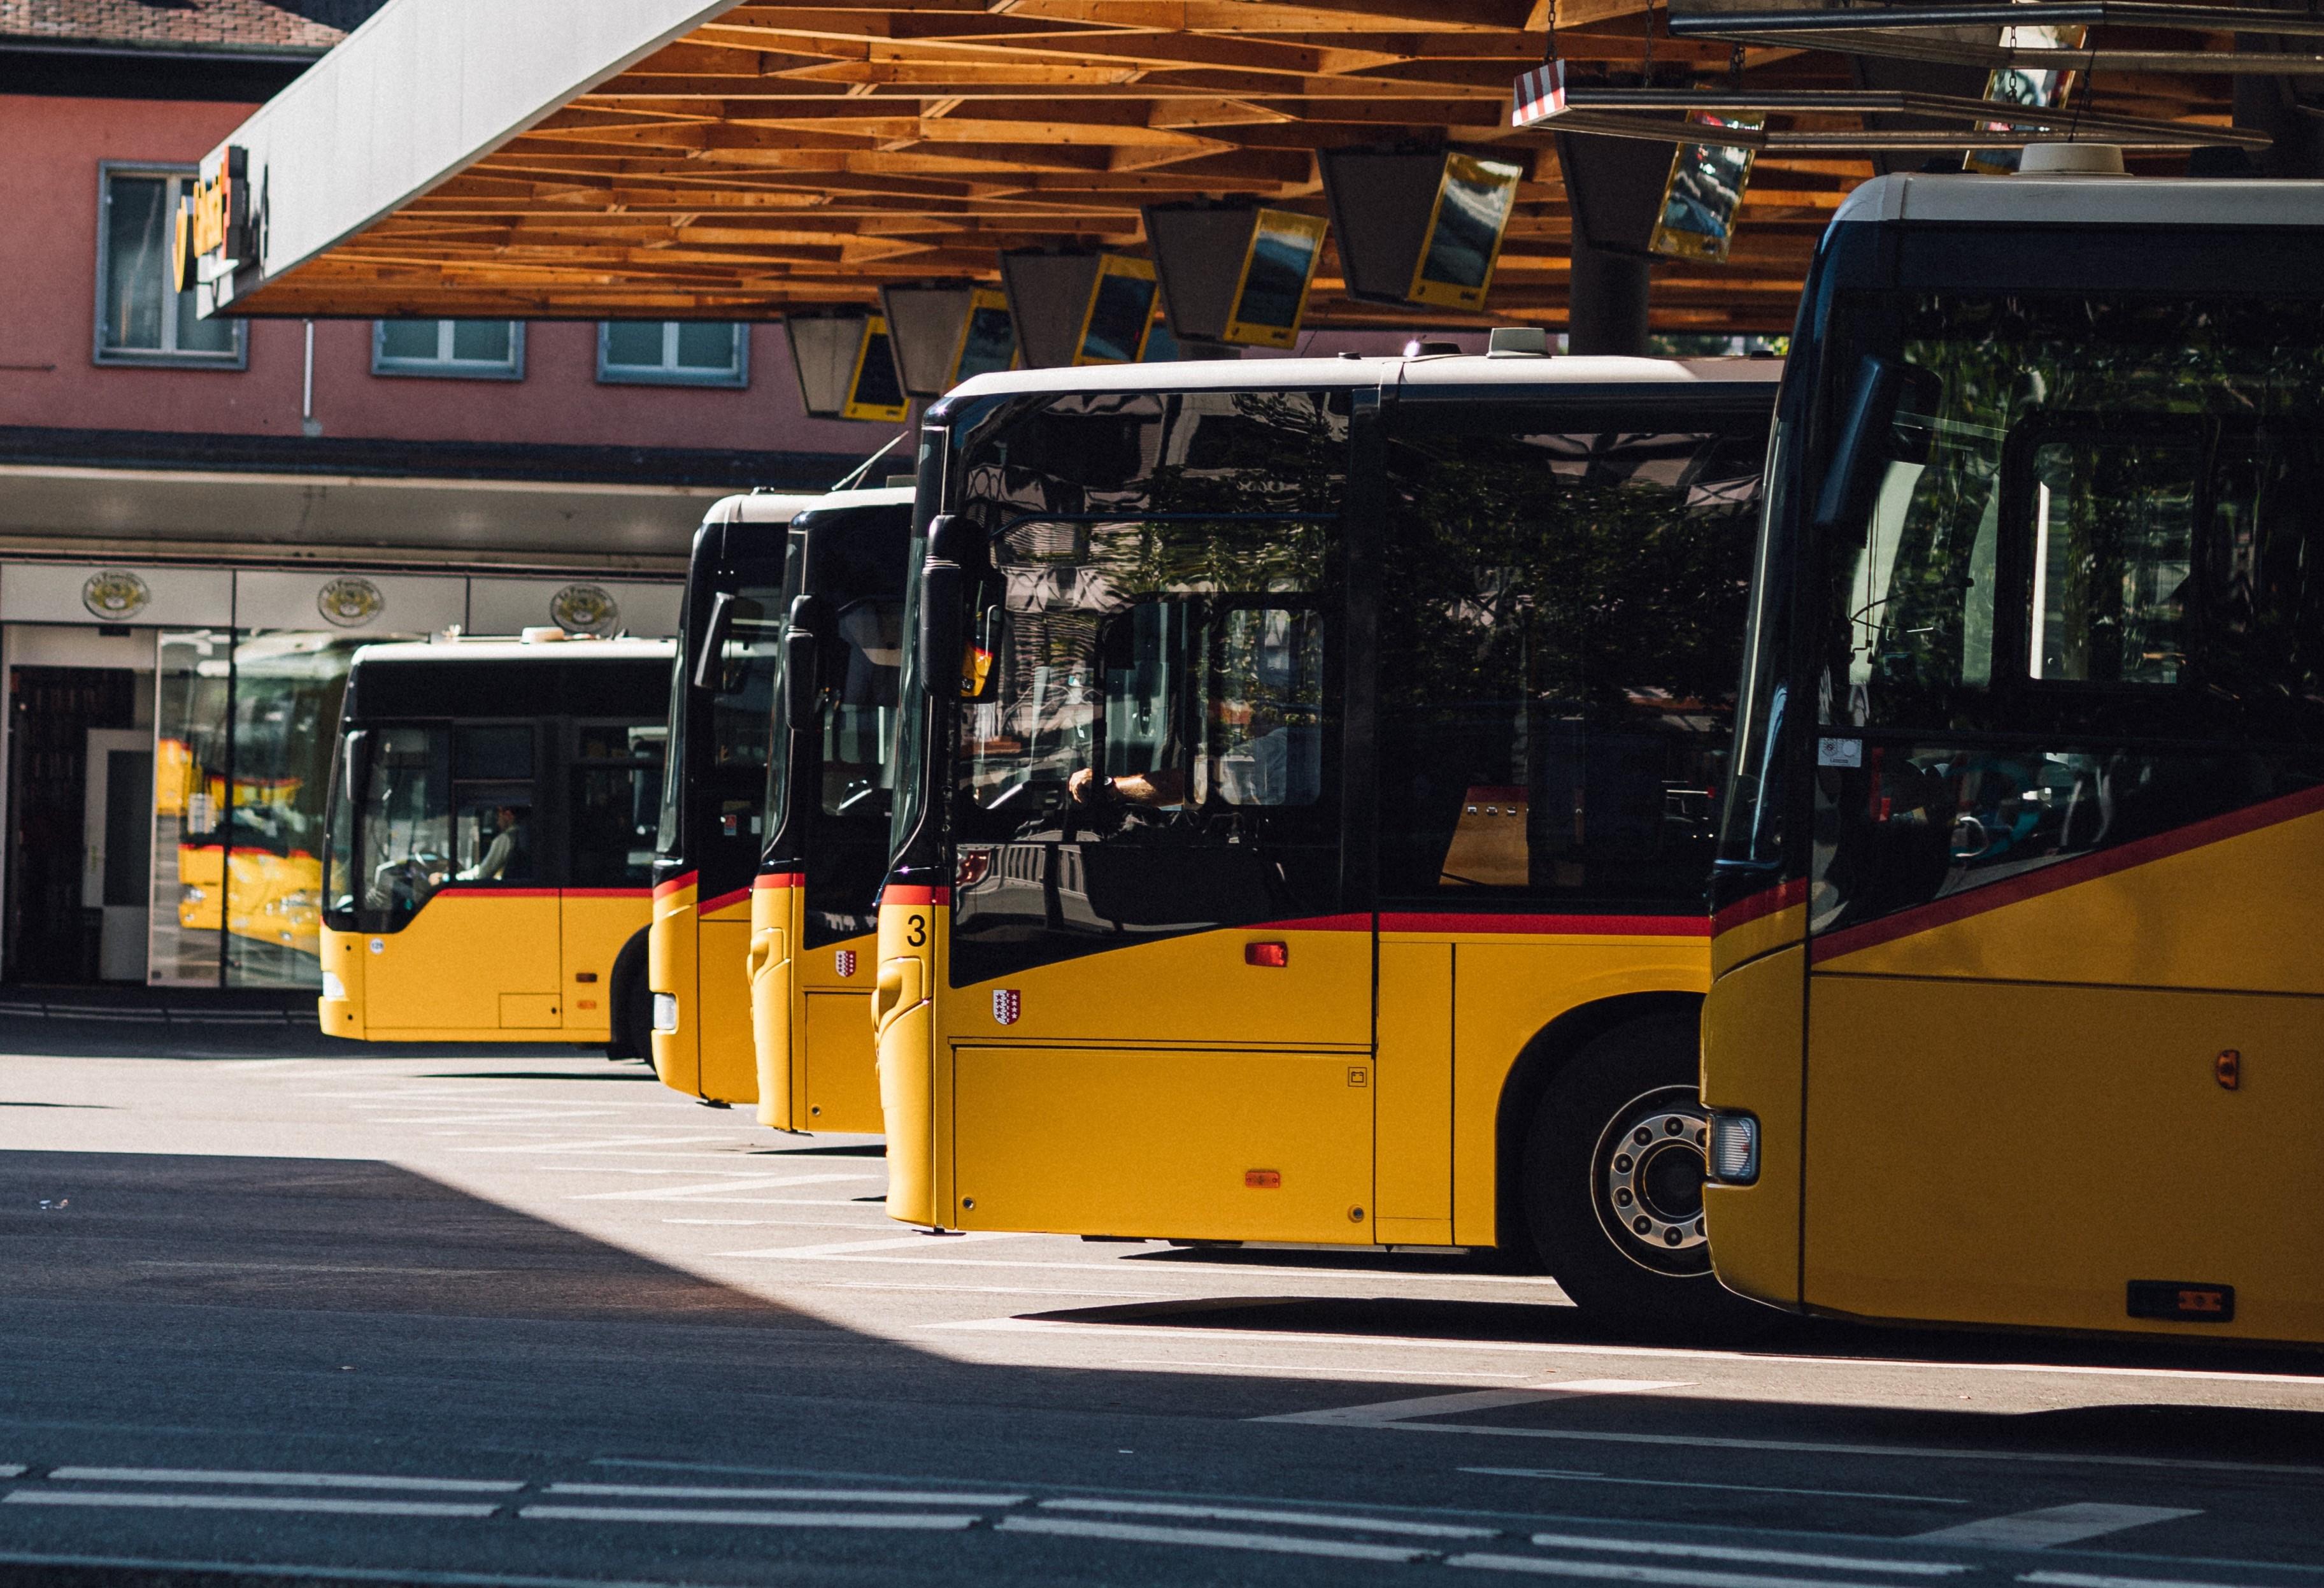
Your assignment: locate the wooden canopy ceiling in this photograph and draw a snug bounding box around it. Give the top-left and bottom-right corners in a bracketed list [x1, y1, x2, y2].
[234, 0, 2249, 334]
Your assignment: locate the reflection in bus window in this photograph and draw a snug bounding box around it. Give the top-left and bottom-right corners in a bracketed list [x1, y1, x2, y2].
[357, 726, 452, 925]
[1379, 419, 1765, 906]
[823, 597, 903, 817]
[711, 589, 786, 767]
[572, 724, 664, 888]
[950, 515, 1337, 981]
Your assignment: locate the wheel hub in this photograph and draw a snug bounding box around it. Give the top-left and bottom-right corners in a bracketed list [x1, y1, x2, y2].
[1593, 1089, 1712, 1275]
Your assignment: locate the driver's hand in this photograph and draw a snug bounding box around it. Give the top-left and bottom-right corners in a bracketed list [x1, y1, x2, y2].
[1067, 768, 1105, 805]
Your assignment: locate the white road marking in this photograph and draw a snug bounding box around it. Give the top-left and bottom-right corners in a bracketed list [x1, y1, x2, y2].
[929, 1317, 2324, 1389]
[1912, 1505, 2201, 1549]
[1257, 1383, 1687, 1426]
[716, 1233, 1045, 1259]
[568, 1173, 873, 1201]
[1464, 1468, 1967, 1505]
[45, 1466, 520, 1492]
[1125, 1361, 1538, 1380]
[1526, 1532, 1970, 1575]
[543, 1484, 1021, 1505]
[520, 1504, 975, 1529]
[2023, 1573, 2254, 1588]
[0, 1549, 702, 1588]
[996, 1514, 1429, 1562]
[835, 1284, 1176, 1298]
[1037, 1496, 1495, 1538]
[1365, 1422, 2324, 1480]
[457, 1134, 738, 1155]
[6, 1491, 496, 1519]
[1448, 1552, 1916, 1588]
[0, 1467, 20, 1479]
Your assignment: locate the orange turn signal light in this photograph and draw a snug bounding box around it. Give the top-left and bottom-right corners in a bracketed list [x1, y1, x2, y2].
[1245, 941, 1288, 968]
[1244, 1169, 1281, 1189]
[2217, 1048, 2241, 1090]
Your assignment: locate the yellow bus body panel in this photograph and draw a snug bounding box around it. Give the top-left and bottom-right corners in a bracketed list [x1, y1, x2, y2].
[748, 876, 880, 1134]
[651, 876, 759, 1105]
[1699, 941, 1806, 1308]
[874, 894, 940, 1226]
[650, 880, 700, 1094]
[560, 891, 648, 1040]
[324, 892, 562, 1040]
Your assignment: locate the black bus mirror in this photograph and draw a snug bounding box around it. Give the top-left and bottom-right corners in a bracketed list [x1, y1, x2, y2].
[783, 594, 826, 724]
[1813, 355, 1942, 545]
[918, 559, 964, 698]
[692, 591, 739, 692]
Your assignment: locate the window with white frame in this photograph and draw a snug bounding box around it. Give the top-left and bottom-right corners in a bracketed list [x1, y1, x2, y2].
[96, 164, 245, 367]
[373, 320, 525, 380]
[597, 322, 748, 387]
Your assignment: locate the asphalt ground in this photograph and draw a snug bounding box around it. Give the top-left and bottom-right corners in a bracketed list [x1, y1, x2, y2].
[0, 1018, 2318, 1588]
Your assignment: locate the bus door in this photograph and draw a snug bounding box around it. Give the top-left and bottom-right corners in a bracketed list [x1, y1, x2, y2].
[362, 722, 560, 1030]
[562, 720, 662, 1036]
[942, 517, 1372, 1243]
[1800, 391, 2324, 1339]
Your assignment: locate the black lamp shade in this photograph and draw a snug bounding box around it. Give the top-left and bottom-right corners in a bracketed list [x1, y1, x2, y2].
[1321, 147, 1523, 310]
[1145, 203, 1327, 348]
[1000, 252, 1155, 368]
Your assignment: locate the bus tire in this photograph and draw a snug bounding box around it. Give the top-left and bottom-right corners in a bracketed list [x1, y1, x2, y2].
[1522, 1011, 1776, 1340]
[607, 930, 652, 1062]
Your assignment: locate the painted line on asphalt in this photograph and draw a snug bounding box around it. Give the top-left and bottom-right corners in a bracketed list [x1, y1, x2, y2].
[936, 1317, 1620, 1356]
[46, 1466, 522, 1492]
[930, 1317, 2324, 1389]
[717, 1232, 1047, 1259]
[5, 1491, 498, 1519]
[2022, 1573, 2267, 1588]
[1525, 1532, 1971, 1575]
[996, 1514, 1430, 1562]
[0, 1466, 20, 1479]
[1449, 1554, 1923, 1588]
[544, 1483, 1022, 1505]
[1464, 1468, 1968, 1506]
[567, 1173, 873, 1201]
[1037, 1497, 1497, 1538]
[1257, 1384, 1688, 1426]
[1365, 1422, 2324, 1480]
[1126, 1360, 1539, 1380]
[455, 1134, 738, 1155]
[0, 1552, 699, 1588]
[1914, 1506, 2202, 1549]
[518, 1504, 976, 1529]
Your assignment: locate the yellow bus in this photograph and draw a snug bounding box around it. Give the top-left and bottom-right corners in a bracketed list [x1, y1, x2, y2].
[649, 487, 905, 1106]
[318, 635, 671, 1048]
[874, 351, 1779, 1329]
[1702, 166, 2324, 1347]
[749, 491, 915, 1133]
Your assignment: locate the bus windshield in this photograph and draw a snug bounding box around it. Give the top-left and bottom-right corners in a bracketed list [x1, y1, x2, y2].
[1723, 290, 2324, 925]
[656, 568, 792, 859]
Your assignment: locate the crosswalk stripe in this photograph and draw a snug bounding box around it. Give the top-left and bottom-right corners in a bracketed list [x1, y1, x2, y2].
[1526, 1533, 1969, 1575]
[1449, 1552, 1918, 1588]
[1465, 1468, 1967, 1506]
[566, 1173, 874, 1201]
[715, 1232, 1041, 1259]
[520, 1504, 975, 1529]
[1912, 1505, 2200, 1549]
[2021, 1572, 2252, 1588]
[1037, 1498, 1496, 1538]
[46, 1466, 520, 1492]
[6, 1491, 497, 1519]
[1255, 1383, 1686, 1426]
[544, 1484, 1020, 1505]
[996, 1515, 1429, 1562]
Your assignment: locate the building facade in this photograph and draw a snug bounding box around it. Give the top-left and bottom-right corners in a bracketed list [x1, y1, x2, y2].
[0, 4, 891, 991]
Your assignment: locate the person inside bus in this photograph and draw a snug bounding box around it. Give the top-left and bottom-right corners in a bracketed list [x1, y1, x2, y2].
[460, 803, 530, 882]
[1067, 766, 1185, 808]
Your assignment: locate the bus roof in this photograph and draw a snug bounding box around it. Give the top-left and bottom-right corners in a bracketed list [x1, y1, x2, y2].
[1832, 173, 2324, 230]
[941, 354, 1779, 408]
[351, 637, 674, 666]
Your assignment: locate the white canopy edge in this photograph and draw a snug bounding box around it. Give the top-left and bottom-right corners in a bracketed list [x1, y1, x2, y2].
[200, 0, 739, 313]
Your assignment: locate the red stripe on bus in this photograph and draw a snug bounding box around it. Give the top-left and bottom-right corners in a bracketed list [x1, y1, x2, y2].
[1711, 876, 1807, 933]
[564, 888, 650, 899]
[754, 871, 804, 889]
[436, 887, 557, 899]
[699, 886, 753, 916]
[883, 885, 951, 907]
[1810, 780, 2324, 964]
[652, 870, 697, 900]
[1379, 912, 1707, 937]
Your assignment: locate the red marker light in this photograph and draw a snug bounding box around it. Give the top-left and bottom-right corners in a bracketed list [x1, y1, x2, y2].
[1245, 941, 1288, 968]
[1244, 1170, 1281, 1189]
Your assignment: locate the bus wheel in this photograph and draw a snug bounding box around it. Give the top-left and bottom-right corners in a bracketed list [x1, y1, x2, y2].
[1522, 1013, 1774, 1340]
[607, 932, 652, 1062]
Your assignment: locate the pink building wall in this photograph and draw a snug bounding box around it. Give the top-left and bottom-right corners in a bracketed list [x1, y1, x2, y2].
[0, 93, 894, 461]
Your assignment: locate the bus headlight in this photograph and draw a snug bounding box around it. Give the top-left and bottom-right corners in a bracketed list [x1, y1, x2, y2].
[320, 971, 347, 1001]
[1707, 1111, 1759, 1185]
[652, 994, 678, 1033]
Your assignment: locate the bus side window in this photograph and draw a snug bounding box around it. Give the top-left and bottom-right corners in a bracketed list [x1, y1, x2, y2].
[452, 724, 534, 884]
